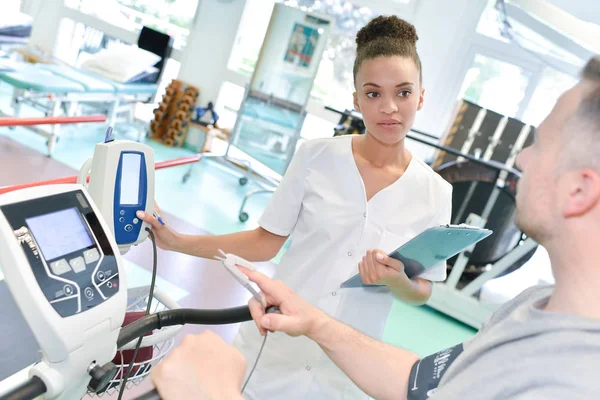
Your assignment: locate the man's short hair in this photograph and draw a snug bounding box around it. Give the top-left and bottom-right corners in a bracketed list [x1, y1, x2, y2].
[561, 57, 600, 172]
[583, 57, 600, 82]
[579, 57, 600, 131]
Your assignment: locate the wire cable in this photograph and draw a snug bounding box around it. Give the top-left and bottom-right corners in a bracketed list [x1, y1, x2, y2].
[241, 301, 280, 393]
[242, 331, 269, 392]
[117, 229, 158, 400]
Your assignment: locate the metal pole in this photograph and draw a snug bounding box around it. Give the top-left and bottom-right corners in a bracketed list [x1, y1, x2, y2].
[461, 238, 538, 296]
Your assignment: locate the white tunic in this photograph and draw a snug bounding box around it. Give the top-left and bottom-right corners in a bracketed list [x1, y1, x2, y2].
[234, 135, 452, 400]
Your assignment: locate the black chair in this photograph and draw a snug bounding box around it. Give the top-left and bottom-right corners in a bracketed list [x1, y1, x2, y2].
[133, 26, 174, 84]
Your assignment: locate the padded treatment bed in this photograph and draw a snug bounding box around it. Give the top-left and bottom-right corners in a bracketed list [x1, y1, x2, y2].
[42, 64, 158, 95]
[0, 63, 85, 93]
[0, 63, 157, 155]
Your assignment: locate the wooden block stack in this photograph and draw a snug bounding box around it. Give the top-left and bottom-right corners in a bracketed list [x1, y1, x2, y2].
[150, 79, 199, 147]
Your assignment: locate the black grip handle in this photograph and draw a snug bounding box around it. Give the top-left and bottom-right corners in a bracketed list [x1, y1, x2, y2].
[0, 376, 46, 400]
[134, 388, 161, 400]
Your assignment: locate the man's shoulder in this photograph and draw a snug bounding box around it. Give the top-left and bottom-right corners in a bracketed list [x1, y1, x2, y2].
[480, 285, 553, 331]
[508, 284, 554, 305]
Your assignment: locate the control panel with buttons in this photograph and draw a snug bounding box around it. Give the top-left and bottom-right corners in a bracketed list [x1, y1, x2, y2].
[112, 151, 148, 248]
[0, 184, 129, 399]
[0, 189, 121, 317]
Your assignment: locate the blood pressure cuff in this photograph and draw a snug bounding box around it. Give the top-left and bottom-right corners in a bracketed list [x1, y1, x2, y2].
[407, 343, 464, 399]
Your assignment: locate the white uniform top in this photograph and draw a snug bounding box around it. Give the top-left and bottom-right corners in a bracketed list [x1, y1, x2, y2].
[234, 135, 452, 400]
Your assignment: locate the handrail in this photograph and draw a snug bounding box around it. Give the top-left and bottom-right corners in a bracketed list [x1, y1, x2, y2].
[0, 155, 201, 195]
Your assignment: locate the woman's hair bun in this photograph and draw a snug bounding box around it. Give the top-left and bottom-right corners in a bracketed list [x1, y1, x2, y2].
[356, 15, 418, 48]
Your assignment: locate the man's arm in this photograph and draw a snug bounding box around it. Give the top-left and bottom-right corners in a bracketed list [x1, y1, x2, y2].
[245, 269, 420, 400]
[308, 316, 420, 400]
[151, 331, 246, 400]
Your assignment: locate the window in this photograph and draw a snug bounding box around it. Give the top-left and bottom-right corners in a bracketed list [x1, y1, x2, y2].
[459, 53, 532, 118]
[64, 0, 198, 49]
[214, 81, 337, 140]
[54, 17, 181, 117]
[476, 0, 583, 66]
[228, 0, 376, 109]
[7, 0, 22, 13]
[522, 67, 577, 127]
[476, 0, 508, 43]
[214, 81, 246, 129]
[228, 0, 276, 77]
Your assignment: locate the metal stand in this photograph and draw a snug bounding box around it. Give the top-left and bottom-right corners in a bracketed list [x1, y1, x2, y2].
[181, 150, 255, 187]
[183, 88, 308, 223]
[237, 189, 275, 222]
[5, 87, 151, 156]
[429, 237, 538, 328]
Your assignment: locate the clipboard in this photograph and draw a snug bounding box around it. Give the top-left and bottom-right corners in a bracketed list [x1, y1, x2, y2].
[341, 224, 492, 288]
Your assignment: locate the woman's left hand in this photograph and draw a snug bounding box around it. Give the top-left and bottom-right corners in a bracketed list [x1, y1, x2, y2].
[358, 250, 410, 287]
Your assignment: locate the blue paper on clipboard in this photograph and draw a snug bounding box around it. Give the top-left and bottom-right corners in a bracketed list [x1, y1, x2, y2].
[341, 225, 492, 288]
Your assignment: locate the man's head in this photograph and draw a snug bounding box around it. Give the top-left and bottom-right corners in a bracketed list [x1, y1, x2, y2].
[516, 57, 600, 244]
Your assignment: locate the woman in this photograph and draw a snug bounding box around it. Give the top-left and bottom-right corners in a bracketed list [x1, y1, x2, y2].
[138, 15, 452, 400]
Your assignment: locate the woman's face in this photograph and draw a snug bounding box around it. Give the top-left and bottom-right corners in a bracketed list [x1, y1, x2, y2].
[353, 56, 424, 145]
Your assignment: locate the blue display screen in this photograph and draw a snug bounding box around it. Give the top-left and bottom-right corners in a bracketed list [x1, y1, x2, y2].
[120, 153, 141, 205]
[26, 208, 93, 260]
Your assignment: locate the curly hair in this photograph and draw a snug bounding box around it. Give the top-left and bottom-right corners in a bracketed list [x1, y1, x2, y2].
[353, 16, 422, 85]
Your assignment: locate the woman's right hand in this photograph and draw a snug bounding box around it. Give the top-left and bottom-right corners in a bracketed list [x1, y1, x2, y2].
[136, 209, 181, 252]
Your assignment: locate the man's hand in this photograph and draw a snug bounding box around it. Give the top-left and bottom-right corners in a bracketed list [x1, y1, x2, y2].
[241, 268, 331, 339]
[241, 268, 421, 400]
[150, 331, 245, 400]
[359, 250, 410, 287]
[136, 205, 180, 251]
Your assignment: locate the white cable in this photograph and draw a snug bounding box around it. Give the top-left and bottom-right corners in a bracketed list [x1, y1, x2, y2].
[242, 332, 269, 393]
[241, 297, 269, 393]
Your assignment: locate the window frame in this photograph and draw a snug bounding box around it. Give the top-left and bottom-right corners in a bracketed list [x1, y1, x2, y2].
[452, 23, 582, 125]
[61, 3, 189, 62]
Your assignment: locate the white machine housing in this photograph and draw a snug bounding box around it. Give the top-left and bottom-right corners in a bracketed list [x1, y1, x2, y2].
[0, 184, 127, 399]
[78, 140, 155, 255]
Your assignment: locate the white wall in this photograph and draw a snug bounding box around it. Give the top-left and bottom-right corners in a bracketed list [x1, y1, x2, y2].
[177, 0, 247, 106]
[546, 0, 600, 25]
[20, 0, 63, 56]
[410, 0, 489, 137]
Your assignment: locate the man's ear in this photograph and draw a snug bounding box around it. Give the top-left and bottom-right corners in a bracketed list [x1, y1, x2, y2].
[417, 88, 425, 111]
[563, 169, 600, 218]
[353, 92, 360, 112]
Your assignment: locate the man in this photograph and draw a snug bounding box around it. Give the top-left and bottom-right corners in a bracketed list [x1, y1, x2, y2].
[150, 57, 600, 399]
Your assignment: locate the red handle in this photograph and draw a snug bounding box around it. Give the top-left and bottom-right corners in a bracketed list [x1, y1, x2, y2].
[0, 115, 107, 127]
[0, 155, 202, 195]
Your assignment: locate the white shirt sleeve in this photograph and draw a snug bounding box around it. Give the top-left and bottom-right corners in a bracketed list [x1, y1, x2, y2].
[258, 142, 310, 237]
[418, 183, 453, 282]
